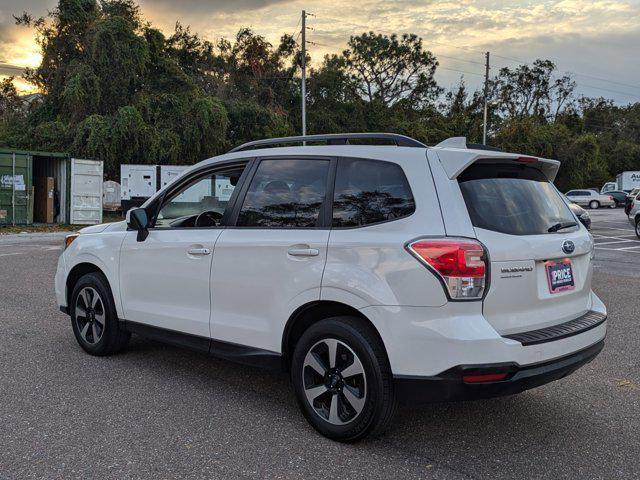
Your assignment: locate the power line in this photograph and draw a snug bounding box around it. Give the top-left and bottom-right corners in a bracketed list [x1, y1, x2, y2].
[434, 53, 486, 67]
[577, 83, 640, 100]
[438, 66, 484, 77]
[429, 39, 640, 99]
[429, 40, 484, 55]
[570, 72, 640, 91]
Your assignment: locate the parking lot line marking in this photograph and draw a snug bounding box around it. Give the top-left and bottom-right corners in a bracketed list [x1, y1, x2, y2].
[618, 245, 640, 251]
[593, 226, 635, 232]
[592, 235, 637, 242]
[0, 252, 23, 257]
[594, 240, 637, 246]
[595, 246, 640, 253]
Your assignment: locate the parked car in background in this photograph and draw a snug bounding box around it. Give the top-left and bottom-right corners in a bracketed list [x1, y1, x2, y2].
[568, 202, 591, 230]
[55, 133, 607, 441]
[625, 188, 640, 215]
[565, 189, 615, 209]
[607, 190, 628, 208]
[628, 197, 640, 239]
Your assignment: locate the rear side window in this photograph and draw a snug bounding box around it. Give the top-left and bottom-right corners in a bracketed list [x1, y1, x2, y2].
[458, 163, 577, 235]
[237, 158, 330, 228]
[332, 158, 415, 227]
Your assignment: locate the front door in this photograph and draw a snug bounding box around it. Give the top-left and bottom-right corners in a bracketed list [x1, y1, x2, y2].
[210, 157, 333, 353]
[119, 163, 247, 337]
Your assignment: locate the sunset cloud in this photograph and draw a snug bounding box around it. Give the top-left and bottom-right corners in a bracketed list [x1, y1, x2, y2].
[1, 0, 639, 101]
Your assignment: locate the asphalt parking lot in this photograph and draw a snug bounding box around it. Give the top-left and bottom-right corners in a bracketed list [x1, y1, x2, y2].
[590, 208, 640, 277]
[1, 211, 639, 480]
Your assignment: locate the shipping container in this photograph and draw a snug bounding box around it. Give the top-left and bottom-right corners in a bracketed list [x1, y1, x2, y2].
[0, 148, 104, 226]
[0, 151, 32, 226]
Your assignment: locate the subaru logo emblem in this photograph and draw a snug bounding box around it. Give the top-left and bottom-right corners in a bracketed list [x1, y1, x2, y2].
[562, 240, 575, 254]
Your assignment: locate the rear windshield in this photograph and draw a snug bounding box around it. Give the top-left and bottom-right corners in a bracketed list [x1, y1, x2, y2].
[458, 163, 577, 236]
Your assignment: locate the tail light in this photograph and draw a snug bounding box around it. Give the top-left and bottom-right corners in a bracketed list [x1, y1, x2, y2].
[406, 238, 487, 300]
[609, 196, 614, 201]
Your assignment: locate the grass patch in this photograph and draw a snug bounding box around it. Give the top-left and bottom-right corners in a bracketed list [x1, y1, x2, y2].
[0, 212, 123, 235]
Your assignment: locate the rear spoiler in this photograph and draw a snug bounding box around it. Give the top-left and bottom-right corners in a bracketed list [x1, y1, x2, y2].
[433, 137, 560, 182]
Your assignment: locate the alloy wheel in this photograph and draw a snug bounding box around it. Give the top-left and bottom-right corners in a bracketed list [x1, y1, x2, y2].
[75, 287, 105, 345]
[302, 338, 367, 425]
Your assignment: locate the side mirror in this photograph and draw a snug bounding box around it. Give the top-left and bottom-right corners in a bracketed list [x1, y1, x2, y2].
[126, 208, 149, 242]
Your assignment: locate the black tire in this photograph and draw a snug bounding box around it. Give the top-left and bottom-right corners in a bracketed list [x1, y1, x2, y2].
[635, 217, 640, 240]
[70, 272, 130, 356]
[291, 316, 396, 442]
[589, 200, 600, 209]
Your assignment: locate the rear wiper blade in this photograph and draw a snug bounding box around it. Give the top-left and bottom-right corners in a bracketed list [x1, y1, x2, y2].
[548, 221, 578, 232]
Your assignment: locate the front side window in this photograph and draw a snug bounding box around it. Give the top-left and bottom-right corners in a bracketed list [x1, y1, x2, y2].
[236, 159, 330, 228]
[154, 165, 244, 228]
[332, 158, 415, 227]
[459, 163, 577, 236]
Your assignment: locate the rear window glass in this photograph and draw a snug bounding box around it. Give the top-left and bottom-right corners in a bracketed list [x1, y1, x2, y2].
[332, 158, 415, 227]
[458, 163, 577, 235]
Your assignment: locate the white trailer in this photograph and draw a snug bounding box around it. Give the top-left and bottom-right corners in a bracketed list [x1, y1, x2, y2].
[616, 171, 640, 192]
[159, 165, 189, 190]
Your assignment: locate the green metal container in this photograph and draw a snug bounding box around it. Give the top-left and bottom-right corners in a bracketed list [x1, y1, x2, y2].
[0, 152, 33, 226]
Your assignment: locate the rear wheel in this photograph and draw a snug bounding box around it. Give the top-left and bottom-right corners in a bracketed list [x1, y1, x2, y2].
[635, 217, 640, 239]
[291, 316, 396, 442]
[589, 200, 600, 209]
[70, 272, 130, 356]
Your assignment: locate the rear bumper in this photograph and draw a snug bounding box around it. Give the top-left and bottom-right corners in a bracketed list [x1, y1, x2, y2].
[394, 339, 604, 404]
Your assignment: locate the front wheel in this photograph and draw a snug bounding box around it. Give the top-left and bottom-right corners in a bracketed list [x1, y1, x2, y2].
[635, 217, 640, 239]
[589, 200, 600, 209]
[291, 316, 396, 442]
[70, 272, 130, 356]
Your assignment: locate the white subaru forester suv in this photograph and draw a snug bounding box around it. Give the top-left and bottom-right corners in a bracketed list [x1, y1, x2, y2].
[55, 133, 606, 442]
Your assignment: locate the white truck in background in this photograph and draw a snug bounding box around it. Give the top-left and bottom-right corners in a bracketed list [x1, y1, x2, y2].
[601, 171, 640, 193]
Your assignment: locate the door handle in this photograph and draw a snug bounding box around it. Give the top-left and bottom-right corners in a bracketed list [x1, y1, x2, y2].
[287, 247, 319, 257]
[187, 247, 211, 256]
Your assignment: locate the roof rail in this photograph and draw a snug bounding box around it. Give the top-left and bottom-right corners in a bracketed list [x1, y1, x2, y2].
[434, 136, 502, 152]
[229, 133, 427, 153]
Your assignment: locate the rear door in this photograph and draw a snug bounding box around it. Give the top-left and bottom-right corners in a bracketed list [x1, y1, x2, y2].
[457, 162, 594, 335]
[209, 157, 333, 353]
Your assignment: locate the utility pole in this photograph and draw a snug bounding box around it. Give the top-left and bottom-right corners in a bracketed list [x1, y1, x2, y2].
[301, 10, 307, 139]
[482, 51, 490, 145]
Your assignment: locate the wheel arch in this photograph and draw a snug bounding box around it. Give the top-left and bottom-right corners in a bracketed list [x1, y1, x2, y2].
[66, 262, 109, 308]
[281, 300, 387, 371]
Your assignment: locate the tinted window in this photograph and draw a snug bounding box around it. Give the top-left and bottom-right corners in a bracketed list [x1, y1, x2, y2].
[237, 159, 329, 227]
[332, 159, 415, 227]
[459, 164, 577, 235]
[155, 166, 244, 228]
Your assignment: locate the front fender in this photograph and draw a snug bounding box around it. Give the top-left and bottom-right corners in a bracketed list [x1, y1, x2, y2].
[62, 232, 126, 317]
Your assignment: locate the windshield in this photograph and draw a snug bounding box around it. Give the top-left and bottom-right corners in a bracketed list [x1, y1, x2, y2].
[458, 163, 578, 236]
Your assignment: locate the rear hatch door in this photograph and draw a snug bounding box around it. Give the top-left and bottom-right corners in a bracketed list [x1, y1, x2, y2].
[457, 161, 594, 335]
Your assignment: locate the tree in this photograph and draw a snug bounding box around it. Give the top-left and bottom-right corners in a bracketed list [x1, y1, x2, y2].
[491, 59, 575, 121]
[342, 32, 441, 107]
[5, 0, 640, 192]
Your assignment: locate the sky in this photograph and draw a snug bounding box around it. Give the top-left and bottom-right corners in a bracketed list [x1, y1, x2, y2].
[1, 0, 639, 103]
